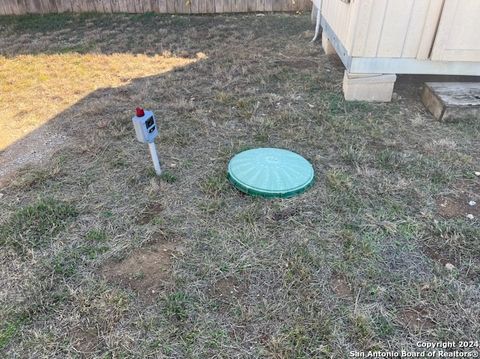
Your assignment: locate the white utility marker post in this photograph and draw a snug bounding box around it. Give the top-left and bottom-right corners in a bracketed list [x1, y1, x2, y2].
[132, 107, 162, 176]
[148, 142, 162, 176]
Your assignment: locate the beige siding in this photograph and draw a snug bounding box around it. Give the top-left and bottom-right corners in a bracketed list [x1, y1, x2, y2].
[321, 0, 357, 52]
[376, 0, 415, 57]
[431, 0, 480, 62]
[361, 0, 443, 58]
[322, 0, 462, 60]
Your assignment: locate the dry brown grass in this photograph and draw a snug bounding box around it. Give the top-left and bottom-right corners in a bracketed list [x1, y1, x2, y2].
[0, 12, 479, 358]
[0, 53, 195, 150]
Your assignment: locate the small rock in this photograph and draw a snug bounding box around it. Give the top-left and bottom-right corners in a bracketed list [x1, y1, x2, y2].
[177, 50, 190, 58]
[466, 214, 474, 220]
[256, 13, 265, 17]
[445, 263, 455, 271]
[420, 283, 430, 291]
[392, 92, 401, 101]
[468, 200, 477, 206]
[195, 52, 207, 59]
[0, 193, 3, 199]
[475, 171, 480, 176]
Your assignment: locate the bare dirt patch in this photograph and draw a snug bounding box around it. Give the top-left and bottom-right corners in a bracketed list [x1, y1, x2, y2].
[100, 240, 181, 301]
[136, 202, 164, 225]
[331, 274, 352, 298]
[436, 195, 480, 219]
[70, 327, 100, 354]
[211, 276, 248, 306]
[423, 245, 457, 267]
[436, 180, 480, 219]
[399, 306, 435, 331]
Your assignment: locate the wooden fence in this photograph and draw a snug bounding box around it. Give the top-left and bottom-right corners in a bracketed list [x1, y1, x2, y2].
[0, 0, 312, 15]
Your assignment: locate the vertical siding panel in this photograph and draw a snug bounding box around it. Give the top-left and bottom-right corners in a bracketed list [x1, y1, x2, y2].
[119, 0, 128, 12]
[401, 0, 430, 57]
[58, 0, 73, 12]
[223, 0, 232, 12]
[77, 0, 87, 12]
[351, 0, 373, 56]
[238, 0, 247, 12]
[31, 0, 44, 13]
[344, 0, 360, 54]
[70, 0, 79, 12]
[8, 1, 17, 14]
[214, 0, 223, 13]
[39, 0, 48, 13]
[430, 0, 480, 62]
[132, 0, 140, 12]
[93, 0, 105, 12]
[376, 0, 414, 57]
[1, 1, 10, 14]
[297, 0, 308, 12]
[272, 0, 282, 11]
[138, 0, 146, 13]
[14, 0, 25, 14]
[151, 0, 160, 12]
[190, 0, 199, 13]
[104, 0, 114, 12]
[76, 0, 85, 11]
[0, 1, 9, 15]
[196, 0, 205, 13]
[291, 0, 298, 12]
[175, 0, 181, 12]
[361, 0, 387, 57]
[205, 0, 215, 13]
[110, 0, 120, 12]
[255, 0, 265, 12]
[5, 0, 15, 14]
[165, 0, 173, 13]
[143, 0, 152, 12]
[288, 0, 294, 12]
[158, 0, 167, 13]
[88, 0, 97, 11]
[417, 0, 444, 59]
[126, 0, 135, 12]
[148, 0, 157, 12]
[264, 0, 272, 12]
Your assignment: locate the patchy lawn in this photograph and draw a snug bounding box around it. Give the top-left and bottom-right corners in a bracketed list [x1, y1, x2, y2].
[0, 12, 479, 358]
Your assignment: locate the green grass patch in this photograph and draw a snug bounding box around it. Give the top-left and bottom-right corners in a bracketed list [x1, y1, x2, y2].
[160, 171, 178, 183]
[164, 292, 192, 321]
[0, 311, 28, 351]
[0, 198, 77, 254]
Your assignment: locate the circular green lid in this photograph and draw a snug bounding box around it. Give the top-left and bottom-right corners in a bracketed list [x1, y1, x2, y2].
[228, 148, 314, 198]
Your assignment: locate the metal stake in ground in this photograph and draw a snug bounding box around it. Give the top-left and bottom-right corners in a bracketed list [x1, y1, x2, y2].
[132, 107, 162, 176]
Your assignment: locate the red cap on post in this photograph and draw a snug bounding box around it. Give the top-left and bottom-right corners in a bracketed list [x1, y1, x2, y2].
[136, 107, 145, 117]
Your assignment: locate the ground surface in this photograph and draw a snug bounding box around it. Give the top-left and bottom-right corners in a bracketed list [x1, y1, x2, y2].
[0, 13, 479, 358]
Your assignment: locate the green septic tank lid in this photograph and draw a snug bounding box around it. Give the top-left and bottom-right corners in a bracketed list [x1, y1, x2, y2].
[228, 148, 314, 198]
